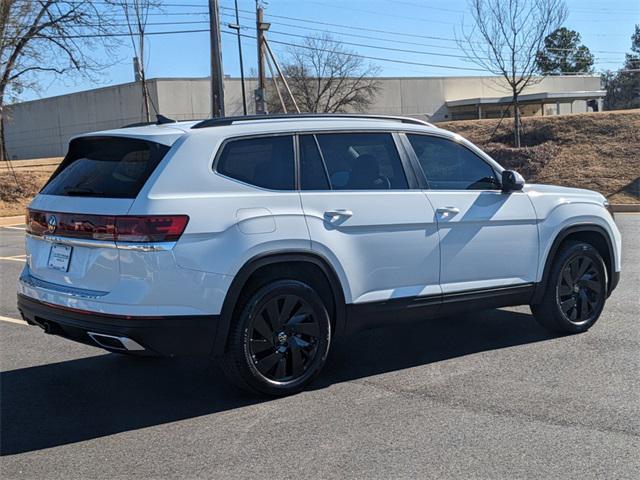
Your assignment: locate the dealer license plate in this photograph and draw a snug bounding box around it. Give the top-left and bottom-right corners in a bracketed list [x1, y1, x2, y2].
[47, 244, 72, 272]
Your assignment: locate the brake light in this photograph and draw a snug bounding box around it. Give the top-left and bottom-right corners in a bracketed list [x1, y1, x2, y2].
[26, 210, 189, 243]
[115, 216, 189, 242]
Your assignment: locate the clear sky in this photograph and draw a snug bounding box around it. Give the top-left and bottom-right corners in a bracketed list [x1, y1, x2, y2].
[25, 0, 640, 102]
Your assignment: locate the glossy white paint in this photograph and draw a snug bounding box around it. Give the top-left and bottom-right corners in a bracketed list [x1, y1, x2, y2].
[18, 247, 232, 316]
[300, 190, 440, 304]
[426, 190, 539, 292]
[20, 116, 621, 320]
[524, 184, 621, 275]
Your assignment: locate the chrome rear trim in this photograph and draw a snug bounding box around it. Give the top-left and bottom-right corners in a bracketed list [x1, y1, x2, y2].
[87, 332, 145, 351]
[115, 241, 176, 252]
[26, 233, 175, 251]
[27, 233, 116, 249]
[19, 270, 109, 299]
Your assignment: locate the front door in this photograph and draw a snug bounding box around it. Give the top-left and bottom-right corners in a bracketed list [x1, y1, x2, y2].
[405, 133, 539, 294]
[298, 132, 441, 306]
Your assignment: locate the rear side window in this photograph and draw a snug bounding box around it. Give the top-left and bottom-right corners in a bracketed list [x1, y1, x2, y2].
[216, 135, 295, 190]
[42, 136, 170, 198]
[313, 133, 408, 190]
[300, 135, 330, 190]
[407, 134, 499, 190]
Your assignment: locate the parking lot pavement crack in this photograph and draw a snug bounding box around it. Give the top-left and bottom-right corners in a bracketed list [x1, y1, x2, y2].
[352, 378, 640, 440]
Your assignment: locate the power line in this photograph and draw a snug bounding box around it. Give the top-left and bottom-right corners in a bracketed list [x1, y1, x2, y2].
[37, 25, 638, 75]
[218, 6, 631, 54]
[8, 1, 634, 52]
[222, 10, 621, 60]
[264, 28, 622, 64]
[11, 1, 636, 73]
[11, 0, 639, 17]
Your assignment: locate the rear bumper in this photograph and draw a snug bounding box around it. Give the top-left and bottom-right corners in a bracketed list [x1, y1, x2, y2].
[17, 294, 219, 357]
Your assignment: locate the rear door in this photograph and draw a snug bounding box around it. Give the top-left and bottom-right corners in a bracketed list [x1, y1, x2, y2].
[405, 133, 539, 294]
[25, 135, 174, 293]
[298, 131, 441, 305]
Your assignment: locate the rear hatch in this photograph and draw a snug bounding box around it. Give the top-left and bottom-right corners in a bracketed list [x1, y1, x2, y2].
[25, 132, 182, 294]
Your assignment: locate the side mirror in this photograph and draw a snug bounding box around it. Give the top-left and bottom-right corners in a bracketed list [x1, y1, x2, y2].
[501, 170, 525, 192]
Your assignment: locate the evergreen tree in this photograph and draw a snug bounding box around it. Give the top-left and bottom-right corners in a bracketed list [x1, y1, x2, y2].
[603, 25, 640, 110]
[536, 27, 594, 74]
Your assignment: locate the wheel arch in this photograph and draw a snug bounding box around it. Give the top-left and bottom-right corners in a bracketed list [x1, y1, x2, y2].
[532, 223, 616, 304]
[212, 250, 347, 356]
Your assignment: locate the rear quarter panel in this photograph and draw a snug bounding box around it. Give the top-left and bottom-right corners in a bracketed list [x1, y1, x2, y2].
[128, 132, 313, 277]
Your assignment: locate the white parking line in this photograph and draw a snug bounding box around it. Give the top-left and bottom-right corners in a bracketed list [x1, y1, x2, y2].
[1, 225, 26, 230]
[0, 255, 26, 263]
[0, 315, 27, 326]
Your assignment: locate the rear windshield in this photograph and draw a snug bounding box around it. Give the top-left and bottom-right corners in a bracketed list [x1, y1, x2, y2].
[41, 136, 170, 198]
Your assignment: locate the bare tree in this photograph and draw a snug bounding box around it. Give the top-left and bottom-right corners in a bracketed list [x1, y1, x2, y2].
[267, 34, 381, 114]
[458, 0, 567, 147]
[0, 0, 117, 160]
[109, 0, 161, 123]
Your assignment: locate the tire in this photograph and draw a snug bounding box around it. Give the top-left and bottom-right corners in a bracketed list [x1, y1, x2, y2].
[531, 240, 607, 334]
[220, 279, 332, 396]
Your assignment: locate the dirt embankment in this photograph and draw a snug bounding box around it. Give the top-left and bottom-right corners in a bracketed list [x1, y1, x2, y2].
[438, 109, 640, 204]
[0, 159, 60, 216]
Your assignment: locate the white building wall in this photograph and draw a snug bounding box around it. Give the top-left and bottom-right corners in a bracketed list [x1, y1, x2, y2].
[4, 75, 602, 159]
[4, 81, 160, 159]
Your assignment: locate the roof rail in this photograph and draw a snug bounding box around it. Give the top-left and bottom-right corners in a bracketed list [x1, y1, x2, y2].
[191, 113, 434, 129]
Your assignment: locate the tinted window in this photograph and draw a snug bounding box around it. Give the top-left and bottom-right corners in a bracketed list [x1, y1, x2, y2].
[216, 136, 294, 190]
[41, 136, 170, 198]
[315, 133, 408, 190]
[407, 135, 499, 190]
[300, 135, 330, 190]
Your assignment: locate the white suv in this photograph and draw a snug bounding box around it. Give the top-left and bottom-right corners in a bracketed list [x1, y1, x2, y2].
[18, 114, 621, 396]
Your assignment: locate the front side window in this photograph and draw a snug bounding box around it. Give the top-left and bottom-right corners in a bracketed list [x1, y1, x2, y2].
[216, 135, 295, 190]
[310, 132, 408, 190]
[407, 134, 499, 190]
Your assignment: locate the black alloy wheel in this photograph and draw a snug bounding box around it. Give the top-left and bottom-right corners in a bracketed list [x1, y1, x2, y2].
[531, 240, 607, 334]
[556, 254, 605, 325]
[247, 294, 321, 382]
[221, 279, 331, 396]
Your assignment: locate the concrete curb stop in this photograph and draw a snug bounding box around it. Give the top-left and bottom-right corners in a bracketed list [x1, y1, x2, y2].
[611, 204, 640, 213]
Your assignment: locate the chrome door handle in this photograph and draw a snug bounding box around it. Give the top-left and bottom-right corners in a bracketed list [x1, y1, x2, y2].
[436, 206, 460, 217]
[325, 209, 353, 219]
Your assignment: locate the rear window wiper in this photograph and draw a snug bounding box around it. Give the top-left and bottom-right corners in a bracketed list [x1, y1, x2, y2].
[63, 186, 105, 196]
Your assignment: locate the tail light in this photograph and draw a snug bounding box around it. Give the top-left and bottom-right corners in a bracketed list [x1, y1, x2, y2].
[26, 210, 189, 243]
[115, 216, 189, 242]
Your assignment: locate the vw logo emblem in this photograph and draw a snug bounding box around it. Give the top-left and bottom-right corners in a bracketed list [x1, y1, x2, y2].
[47, 215, 57, 233]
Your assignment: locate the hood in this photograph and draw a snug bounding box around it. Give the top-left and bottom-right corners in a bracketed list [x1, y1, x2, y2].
[524, 183, 606, 202]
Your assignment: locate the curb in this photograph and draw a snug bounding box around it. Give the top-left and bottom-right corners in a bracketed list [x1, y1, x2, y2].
[611, 204, 640, 213]
[0, 215, 24, 227]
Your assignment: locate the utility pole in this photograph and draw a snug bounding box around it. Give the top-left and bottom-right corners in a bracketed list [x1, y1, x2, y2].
[208, 0, 225, 117]
[228, 0, 247, 115]
[255, 1, 270, 114]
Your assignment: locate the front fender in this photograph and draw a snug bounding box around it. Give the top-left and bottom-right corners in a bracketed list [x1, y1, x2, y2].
[536, 202, 621, 282]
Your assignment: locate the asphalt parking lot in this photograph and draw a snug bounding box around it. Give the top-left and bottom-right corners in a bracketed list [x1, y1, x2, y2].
[1, 215, 638, 479]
